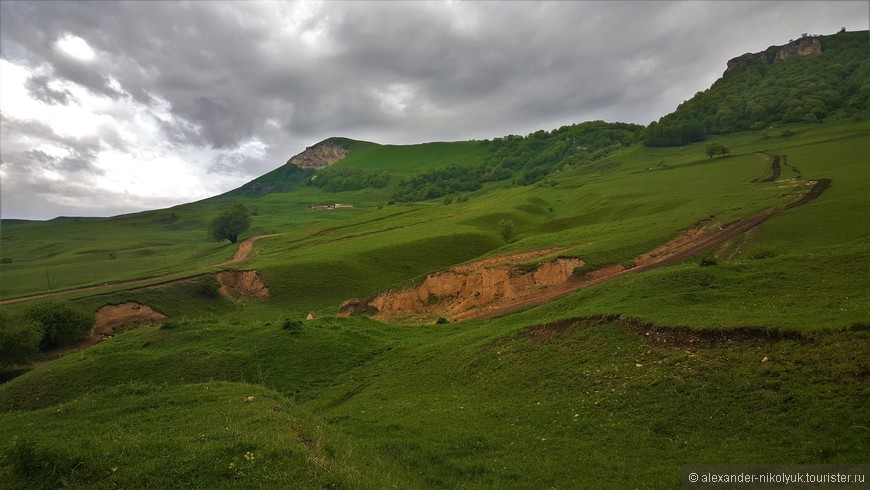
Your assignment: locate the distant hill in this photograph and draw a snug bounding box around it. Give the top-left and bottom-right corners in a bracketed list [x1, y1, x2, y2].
[645, 30, 869, 146]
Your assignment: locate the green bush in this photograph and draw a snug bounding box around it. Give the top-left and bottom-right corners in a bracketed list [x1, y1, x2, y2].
[160, 319, 187, 330]
[24, 302, 93, 350]
[196, 275, 222, 298]
[699, 256, 718, 267]
[0, 312, 42, 367]
[282, 318, 303, 331]
[0, 257, 12, 264]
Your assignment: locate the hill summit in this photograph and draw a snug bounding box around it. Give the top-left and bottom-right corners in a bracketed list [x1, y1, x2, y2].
[726, 35, 822, 72]
[287, 139, 349, 170]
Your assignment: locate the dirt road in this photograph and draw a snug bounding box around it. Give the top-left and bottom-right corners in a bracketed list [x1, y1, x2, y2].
[439, 179, 829, 322]
[0, 234, 282, 305]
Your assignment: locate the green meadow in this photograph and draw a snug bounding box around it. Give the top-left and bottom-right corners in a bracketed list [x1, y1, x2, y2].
[1, 116, 868, 488]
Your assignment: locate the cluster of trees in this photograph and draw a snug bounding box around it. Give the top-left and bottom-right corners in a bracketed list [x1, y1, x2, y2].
[309, 168, 390, 192]
[391, 165, 504, 202]
[392, 121, 643, 203]
[1, 302, 93, 368]
[486, 121, 644, 185]
[643, 121, 707, 147]
[645, 31, 869, 147]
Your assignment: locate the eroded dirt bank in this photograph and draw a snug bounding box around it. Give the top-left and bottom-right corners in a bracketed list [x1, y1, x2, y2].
[93, 302, 168, 335]
[339, 249, 583, 322]
[216, 270, 270, 300]
[346, 178, 830, 323]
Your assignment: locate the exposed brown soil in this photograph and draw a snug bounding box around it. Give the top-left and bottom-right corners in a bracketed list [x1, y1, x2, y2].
[216, 270, 270, 300]
[93, 302, 168, 336]
[0, 234, 281, 306]
[20, 302, 168, 369]
[755, 154, 781, 183]
[339, 249, 583, 323]
[352, 179, 830, 323]
[523, 315, 810, 348]
[221, 234, 281, 266]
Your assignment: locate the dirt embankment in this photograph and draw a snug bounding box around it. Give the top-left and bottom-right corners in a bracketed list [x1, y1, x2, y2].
[93, 302, 168, 336]
[348, 178, 830, 323]
[221, 234, 281, 266]
[29, 302, 168, 365]
[339, 249, 583, 322]
[216, 270, 270, 300]
[755, 154, 781, 183]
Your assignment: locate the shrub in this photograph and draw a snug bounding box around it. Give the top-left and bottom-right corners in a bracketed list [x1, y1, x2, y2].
[435, 317, 450, 324]
[699, 256, 718, 267]
[160, 320, 186, 330]
[0, 312, 42, 367]
[282, 318, 303, 331]
[196, 275, 222, 298]
[24, 302, 93, 350]
[0, 258, 12, 264]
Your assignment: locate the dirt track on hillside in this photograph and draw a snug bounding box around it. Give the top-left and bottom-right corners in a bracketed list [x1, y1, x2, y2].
[358, 178, 831, 323]
[0, 234, 281, 305]
[219, 234, 281, 265]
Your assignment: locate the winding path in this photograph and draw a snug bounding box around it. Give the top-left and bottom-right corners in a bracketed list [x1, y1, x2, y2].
[0, 234, 282, 305]
[445, 179, 830, 322]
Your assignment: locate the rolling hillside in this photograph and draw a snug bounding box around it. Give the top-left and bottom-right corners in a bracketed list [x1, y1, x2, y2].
[0, 31, 868, 489]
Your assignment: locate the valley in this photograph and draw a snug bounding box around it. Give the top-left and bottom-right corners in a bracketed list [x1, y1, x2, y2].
[0, 29, 868, 489]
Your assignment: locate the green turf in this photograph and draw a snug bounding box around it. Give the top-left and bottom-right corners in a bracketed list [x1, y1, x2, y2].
[0, 118, 868, 488]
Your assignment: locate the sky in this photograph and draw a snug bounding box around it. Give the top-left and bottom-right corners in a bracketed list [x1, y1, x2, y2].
[0, 1, 867, 220]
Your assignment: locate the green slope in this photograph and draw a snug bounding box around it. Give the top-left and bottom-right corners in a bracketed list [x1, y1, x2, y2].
[1, 31, 869, 489]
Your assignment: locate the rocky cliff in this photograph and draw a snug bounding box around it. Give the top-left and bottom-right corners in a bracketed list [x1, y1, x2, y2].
[287, 140, 348, 169]
[726, 36, 822, 72]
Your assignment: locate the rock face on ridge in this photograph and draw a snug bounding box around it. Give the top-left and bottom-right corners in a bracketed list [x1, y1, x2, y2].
[726, 36, 821, 72]
[287, 141, 348, 170]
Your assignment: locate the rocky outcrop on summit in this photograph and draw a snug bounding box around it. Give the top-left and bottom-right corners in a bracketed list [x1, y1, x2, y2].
[726, 37, 821, 72]
[287, 141, 348, 170]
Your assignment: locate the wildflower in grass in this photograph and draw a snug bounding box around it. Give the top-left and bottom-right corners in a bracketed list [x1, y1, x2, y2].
[244, 451, 255, 463]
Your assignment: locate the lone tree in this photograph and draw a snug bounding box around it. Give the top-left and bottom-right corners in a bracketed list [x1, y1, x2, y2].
[208, 203, 251, 244]
[498, 219, 515, 242]
[705, 142, 731, 159]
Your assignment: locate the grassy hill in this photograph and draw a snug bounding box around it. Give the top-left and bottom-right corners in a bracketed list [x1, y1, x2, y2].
[0, 31, 868, 488]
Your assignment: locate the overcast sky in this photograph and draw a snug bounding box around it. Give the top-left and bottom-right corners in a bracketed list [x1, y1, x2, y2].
[0, 1, 867, 220]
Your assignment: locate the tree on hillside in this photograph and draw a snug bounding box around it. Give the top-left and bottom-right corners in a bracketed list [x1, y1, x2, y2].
[208, 203, 251, 244]
[24, 302, 92, 350]
[498, 219, 515, 242]
[0, 312, 42, 367]
[705, 142, 731, 159]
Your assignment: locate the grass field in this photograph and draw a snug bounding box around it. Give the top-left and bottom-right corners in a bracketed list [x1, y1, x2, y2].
[0, 118, 868, 488]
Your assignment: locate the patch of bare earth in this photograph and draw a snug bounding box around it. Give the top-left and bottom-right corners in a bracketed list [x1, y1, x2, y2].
[339, 248, 583, 323]
[345, 179, 829, 323]
[93, 302, 168, 336]
[221, 234, 281, 266]
[24, 302, 168, 368]
[216, 270, 270, 300]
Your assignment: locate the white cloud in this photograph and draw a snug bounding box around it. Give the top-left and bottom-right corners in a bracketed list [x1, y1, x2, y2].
[54, 33, 97, 62]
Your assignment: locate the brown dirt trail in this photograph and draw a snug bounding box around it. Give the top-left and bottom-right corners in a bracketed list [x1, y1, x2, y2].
[355, 179, 831, 323]
[0, 234, 282, 305]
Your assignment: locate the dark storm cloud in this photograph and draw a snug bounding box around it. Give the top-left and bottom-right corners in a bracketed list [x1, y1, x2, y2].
[25, 74, 76, 105]
[0, 0, 867, 219]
